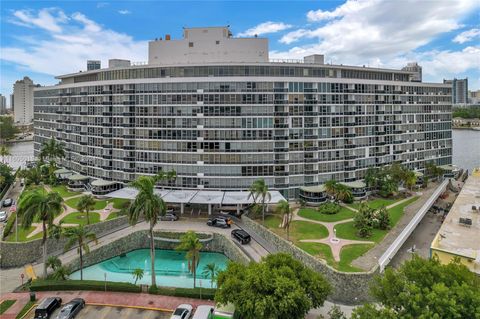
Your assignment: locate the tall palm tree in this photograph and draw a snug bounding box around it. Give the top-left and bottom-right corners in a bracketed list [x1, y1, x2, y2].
[64, 225, 97, 280]
[46, 256, 62, 272]
[0, 145, 10, 163]
[404, 170, 417, 190]
[248, 179, 271, 224]
[276, 200, 293, 240]
[202, 263, 220, 288]
[155, 169, 177, 186]
[77, 194, 96, 224]
[325, 179, 338, 199]
[39, 137, 65, 163]
[176, 231, 203, 288]
[335, 184, 353, 203]
[132, 268, 144, 285]
[17, 189, 63, 278]
[128, 176, 166, 287]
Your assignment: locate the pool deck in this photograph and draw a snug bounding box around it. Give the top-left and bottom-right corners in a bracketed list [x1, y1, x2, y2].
[0, 290, 213, 319]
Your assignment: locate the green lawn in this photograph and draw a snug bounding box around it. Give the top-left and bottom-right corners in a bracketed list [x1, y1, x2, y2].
[264, 216, 329, 242]
[298, 207, 355, 222]
[50, 185, 81, 198]
[349, 197, 404, 210]
[0, 300, 16, 314]
[297, 242, 335, 264]
[264, 215, 282, 229]
[338, 244, 374, 272]
[5, 226, 43, 242]
[61, 212, 101, 225]
[110, 198, 130, 209]
[388, 196, 419, 225]
[15, 300, 35, 319]
[65, 197, 107, 210]
[106, 212, 119, 220]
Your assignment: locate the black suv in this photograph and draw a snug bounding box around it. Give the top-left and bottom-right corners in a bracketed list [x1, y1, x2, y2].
[207, 216, 232, 228]
[34, 297, 62, 319]
[231, 229, 251, 245]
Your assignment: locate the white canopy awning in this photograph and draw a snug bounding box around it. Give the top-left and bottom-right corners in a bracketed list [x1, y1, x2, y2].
[190, 191, 225, 205]
[222, 192, 254, 205]
[161, 189, 198, 204]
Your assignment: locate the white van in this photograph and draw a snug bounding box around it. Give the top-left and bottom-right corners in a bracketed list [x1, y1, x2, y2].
[192, 305, 214, 319]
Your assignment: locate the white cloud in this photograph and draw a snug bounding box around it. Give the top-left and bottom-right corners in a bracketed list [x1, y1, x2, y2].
[11, 8, 68, 33]
[237, 21, 292, 37]
[307, 0, 373, 21]
[118, 10, 131, 15]
[453, 28, 480, 44]
[1, 9, 147, 76]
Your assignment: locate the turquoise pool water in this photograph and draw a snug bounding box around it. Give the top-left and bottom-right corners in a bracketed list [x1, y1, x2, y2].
[70, 249, 229, 288]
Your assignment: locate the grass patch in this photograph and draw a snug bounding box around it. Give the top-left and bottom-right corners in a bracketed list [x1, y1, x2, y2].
[349, 197, 403, 210]
[334, 221, 386, 243]
[15, 301, 35, 319]
[5, 226, 43, 242]
[264, 215, 282, 229]
[338, 244, 374, 272]
[298, 207, 355, 222]
[106, 212, 118, 220]
[61, 212, 101, 225]
[65, 197, 107, 210]
[0, 300, 16, 314]
[297, 242, 335, 265]
[264, 216, 329, 242]
[50, 185, 80, 198]
[388, 196, 419, 226]
[110, 198, 130, 209]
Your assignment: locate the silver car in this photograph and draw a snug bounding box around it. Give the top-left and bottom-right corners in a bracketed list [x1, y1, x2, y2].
[170, 304, 193, 319]
[0, 211, 7, 222]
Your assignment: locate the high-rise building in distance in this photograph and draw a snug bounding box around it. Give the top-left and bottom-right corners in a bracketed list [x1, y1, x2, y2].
[0, 94, 7, 114]
[444, 78, 468, 105]
[33, 26, 452, 198]
[13, 76, 36, 124]
[402, 62, 422, 82]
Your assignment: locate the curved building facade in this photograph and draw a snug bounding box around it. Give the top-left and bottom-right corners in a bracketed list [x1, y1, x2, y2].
[34, 27, 452, 198]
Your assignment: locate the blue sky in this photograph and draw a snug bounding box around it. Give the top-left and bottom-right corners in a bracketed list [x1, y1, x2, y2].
[1, 0, 479, 101]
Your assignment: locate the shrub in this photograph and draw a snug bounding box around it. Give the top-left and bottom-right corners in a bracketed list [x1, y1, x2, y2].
[149, 285, 216, 300]
[0, 300, 16, 315]
[30, 279, 141, 293]
[318, 202, 341, 215]
[2, 211, 16, 240]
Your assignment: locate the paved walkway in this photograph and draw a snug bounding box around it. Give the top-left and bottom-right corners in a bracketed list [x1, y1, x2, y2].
[0, 290, 214, 319]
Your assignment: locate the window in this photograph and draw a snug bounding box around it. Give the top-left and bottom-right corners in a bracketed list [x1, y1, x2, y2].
[216, 40, 220, 45]
[189, 42, 194, 47]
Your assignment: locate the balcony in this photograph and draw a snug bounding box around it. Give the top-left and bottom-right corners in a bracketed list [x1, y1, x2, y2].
[123, 145, 135, 150]
[345, 144, 356, 149]
[274, 112, 288, 117]
[123, 101, 135, 105]
[345, 133, 356, 138]
[274, 124, 288, 128]
[344, 122, 356, 127]
[102, 112, 112, 116]
[274, 136, 288, 140]
[274, 171, 288, 176]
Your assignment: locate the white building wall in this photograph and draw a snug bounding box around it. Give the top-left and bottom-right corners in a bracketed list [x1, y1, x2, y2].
[148, 27, 268, 65]
[13, 76, 35, 124]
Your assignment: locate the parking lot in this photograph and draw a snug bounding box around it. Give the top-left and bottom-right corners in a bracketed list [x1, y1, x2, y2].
[25, 304, 171, 319]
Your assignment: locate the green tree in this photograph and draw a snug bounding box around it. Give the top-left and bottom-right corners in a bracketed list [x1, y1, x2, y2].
[0, 163, 14, 187]
[17, 189, 63, 278]
[248, 179, 271, 224]
[39, 137, 65, 163]
[324, 179, 338, 199]
[132, 268, 144, 285]
[376, 206, 390, 230]
[404, 170, 417, 190]
[76, 194, 96, 225]
[276, 200, 293, 240]
[0, 116, 19, 141]
[353, 203, 374, 238]
[52, 265, 70, 280]
[364, 168, 380, 190]
[328, 305, 347, 319]
[64, 225, 97, 280]
[202, 263, 221, 288]
[176, 231, 203, 288]
[0, 145, 10, 164]
[128, 176, 166, 287]
[216, 253, 331, 319]
[335, 184, 353, 203]
[46, 256, 62, 272]
[352, 256, 480, 319]
[155, 169, 177, 186]
[48, 220, 64, 241]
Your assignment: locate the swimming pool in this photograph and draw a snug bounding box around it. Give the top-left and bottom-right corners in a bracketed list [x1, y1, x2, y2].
[70, 249, 229, 288]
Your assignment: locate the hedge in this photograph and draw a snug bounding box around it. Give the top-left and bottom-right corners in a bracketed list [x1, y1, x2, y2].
[318, 202, 341, 215]
[30, 279, 141, 293]
[2, 211, 16, 240]
[0, 300, 16, 315]
[149, 285, 216, 300]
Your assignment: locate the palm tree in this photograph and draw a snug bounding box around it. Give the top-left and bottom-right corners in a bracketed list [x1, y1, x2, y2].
[276, 200, 293, 240]
[39, 137, 65, 163]
[64, 225, 97, 280]
[335, 184, 353, 203]
[404, 170, 417, 190]
[48, 220, 65, 241]
[0, 145, 10, 163]
[17, 189, 63, 278]
[77, 194, 96, 224]
[176, 231, 203, 288]
[46, 256, 62, 272]
[132, 268, 144, 285]
[202, 263, 220, 288]
[155, 169, 177, 187]
[248, 179, 271, 224]
[325, 179, 338, 199]
[52, 265, 70, 280]
[128, 176, 166, 287]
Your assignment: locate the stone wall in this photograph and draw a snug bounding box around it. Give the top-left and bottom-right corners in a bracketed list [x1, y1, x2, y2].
[0, 216, 129, 269]
[68, 230, 249, 272]
[242, 216, 377, 305]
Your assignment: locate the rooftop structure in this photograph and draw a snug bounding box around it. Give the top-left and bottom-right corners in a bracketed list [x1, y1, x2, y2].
[430, 170, 480, 274]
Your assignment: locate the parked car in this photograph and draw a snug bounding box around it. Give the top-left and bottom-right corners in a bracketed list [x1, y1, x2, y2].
[192, 305, 214, 319]
[2, 198, 13, 207]
[160, 212, 179, 221]
[207, 216, 232, 228]
[0, 211, 7, 222]
[231, 229, 251, 245]
[170, 304, 193, 319]
[55, 298, 85, 319]
[34, 297, 62, 319]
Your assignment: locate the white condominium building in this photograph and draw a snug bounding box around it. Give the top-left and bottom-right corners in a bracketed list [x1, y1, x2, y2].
[34, 26, 452, 198]
[14, 76, 36, 124]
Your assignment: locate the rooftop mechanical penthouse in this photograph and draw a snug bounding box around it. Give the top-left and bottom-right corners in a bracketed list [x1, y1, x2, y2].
[33, 26, 452, 198]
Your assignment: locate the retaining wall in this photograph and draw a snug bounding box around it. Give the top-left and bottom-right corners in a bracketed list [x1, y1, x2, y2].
[0, 216, 129, 268]
[242, 216, 377, 304]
